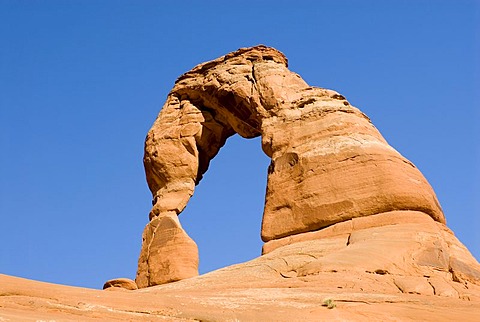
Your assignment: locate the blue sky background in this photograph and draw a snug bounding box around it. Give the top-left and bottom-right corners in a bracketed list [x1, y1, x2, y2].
[1, 0, 478, 289]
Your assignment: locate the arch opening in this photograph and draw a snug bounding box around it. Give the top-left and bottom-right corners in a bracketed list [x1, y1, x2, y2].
[180, 135, 269, 274]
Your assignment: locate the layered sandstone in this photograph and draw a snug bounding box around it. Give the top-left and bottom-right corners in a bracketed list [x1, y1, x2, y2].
[2, 45, 480, 321]
[2, 216, 480, 320]
[137, 45, 444, 287]
[136, 215, 198, 288]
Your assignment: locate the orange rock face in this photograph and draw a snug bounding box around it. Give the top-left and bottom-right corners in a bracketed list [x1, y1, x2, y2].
[138, 45, 444, 286]
[103, 277, 138, 290]
[136, 214, 198, 288]
[1, 46, 479, 321]
[2, 215, 480, 320]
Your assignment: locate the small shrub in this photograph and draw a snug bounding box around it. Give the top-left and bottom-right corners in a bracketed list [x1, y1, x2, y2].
[322, 298, 336, 309]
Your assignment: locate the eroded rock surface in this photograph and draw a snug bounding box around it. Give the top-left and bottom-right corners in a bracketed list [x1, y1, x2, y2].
[103, 278, 138, 291]
[2, 219, 480, 321]
[137, 45, 445, 287]
[136, 214, 198, 288]
[2, 46, 480, 321]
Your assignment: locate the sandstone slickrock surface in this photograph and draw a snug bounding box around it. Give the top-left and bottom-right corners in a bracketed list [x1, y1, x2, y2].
[2, 46, 479, 321]
[138, 45, 445, 286]
[2, 219, 480, 321]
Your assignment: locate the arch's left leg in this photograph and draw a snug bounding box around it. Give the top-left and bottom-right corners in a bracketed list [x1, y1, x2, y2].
[136, 95, 234, 288]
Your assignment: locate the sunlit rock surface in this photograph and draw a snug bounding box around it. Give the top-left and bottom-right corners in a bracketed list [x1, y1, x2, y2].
[138, 45, 445, 287]
[2, 46, 479, 321]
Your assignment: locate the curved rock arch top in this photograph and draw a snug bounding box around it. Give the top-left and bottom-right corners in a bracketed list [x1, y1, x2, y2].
[136, 45, 444, 288]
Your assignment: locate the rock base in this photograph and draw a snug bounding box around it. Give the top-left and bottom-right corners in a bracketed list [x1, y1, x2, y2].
[2, 215, 480, 320]
[136, 214, 199, 288]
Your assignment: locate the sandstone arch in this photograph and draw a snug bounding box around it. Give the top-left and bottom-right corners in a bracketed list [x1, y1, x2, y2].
[135, 45, 444, 288]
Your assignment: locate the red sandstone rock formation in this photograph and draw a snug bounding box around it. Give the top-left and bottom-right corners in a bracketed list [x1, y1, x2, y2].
[2, 46, 479, 321]
[137, 45, 445, 287]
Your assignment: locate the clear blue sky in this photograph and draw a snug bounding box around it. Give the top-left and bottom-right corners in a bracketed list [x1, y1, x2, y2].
[1, 0, 478, 289]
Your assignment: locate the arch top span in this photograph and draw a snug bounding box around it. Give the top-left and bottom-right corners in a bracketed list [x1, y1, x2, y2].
[136, 45, 445, 288]
[169, 45, 293, 139]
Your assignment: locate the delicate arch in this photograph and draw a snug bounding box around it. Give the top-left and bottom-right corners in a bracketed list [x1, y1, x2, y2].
[136, 45, 444, 287]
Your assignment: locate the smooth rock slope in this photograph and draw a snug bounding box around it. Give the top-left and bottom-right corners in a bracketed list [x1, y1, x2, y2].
[1, 216, 480, 321]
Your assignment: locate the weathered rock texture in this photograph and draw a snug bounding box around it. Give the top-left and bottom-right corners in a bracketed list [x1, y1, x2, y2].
[2, 220, 480, 321]
[2, 45, 480, 321]
[136, 214, 198, 288]
[103, 278, 138, 291]
[137, 45, 444, 287]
